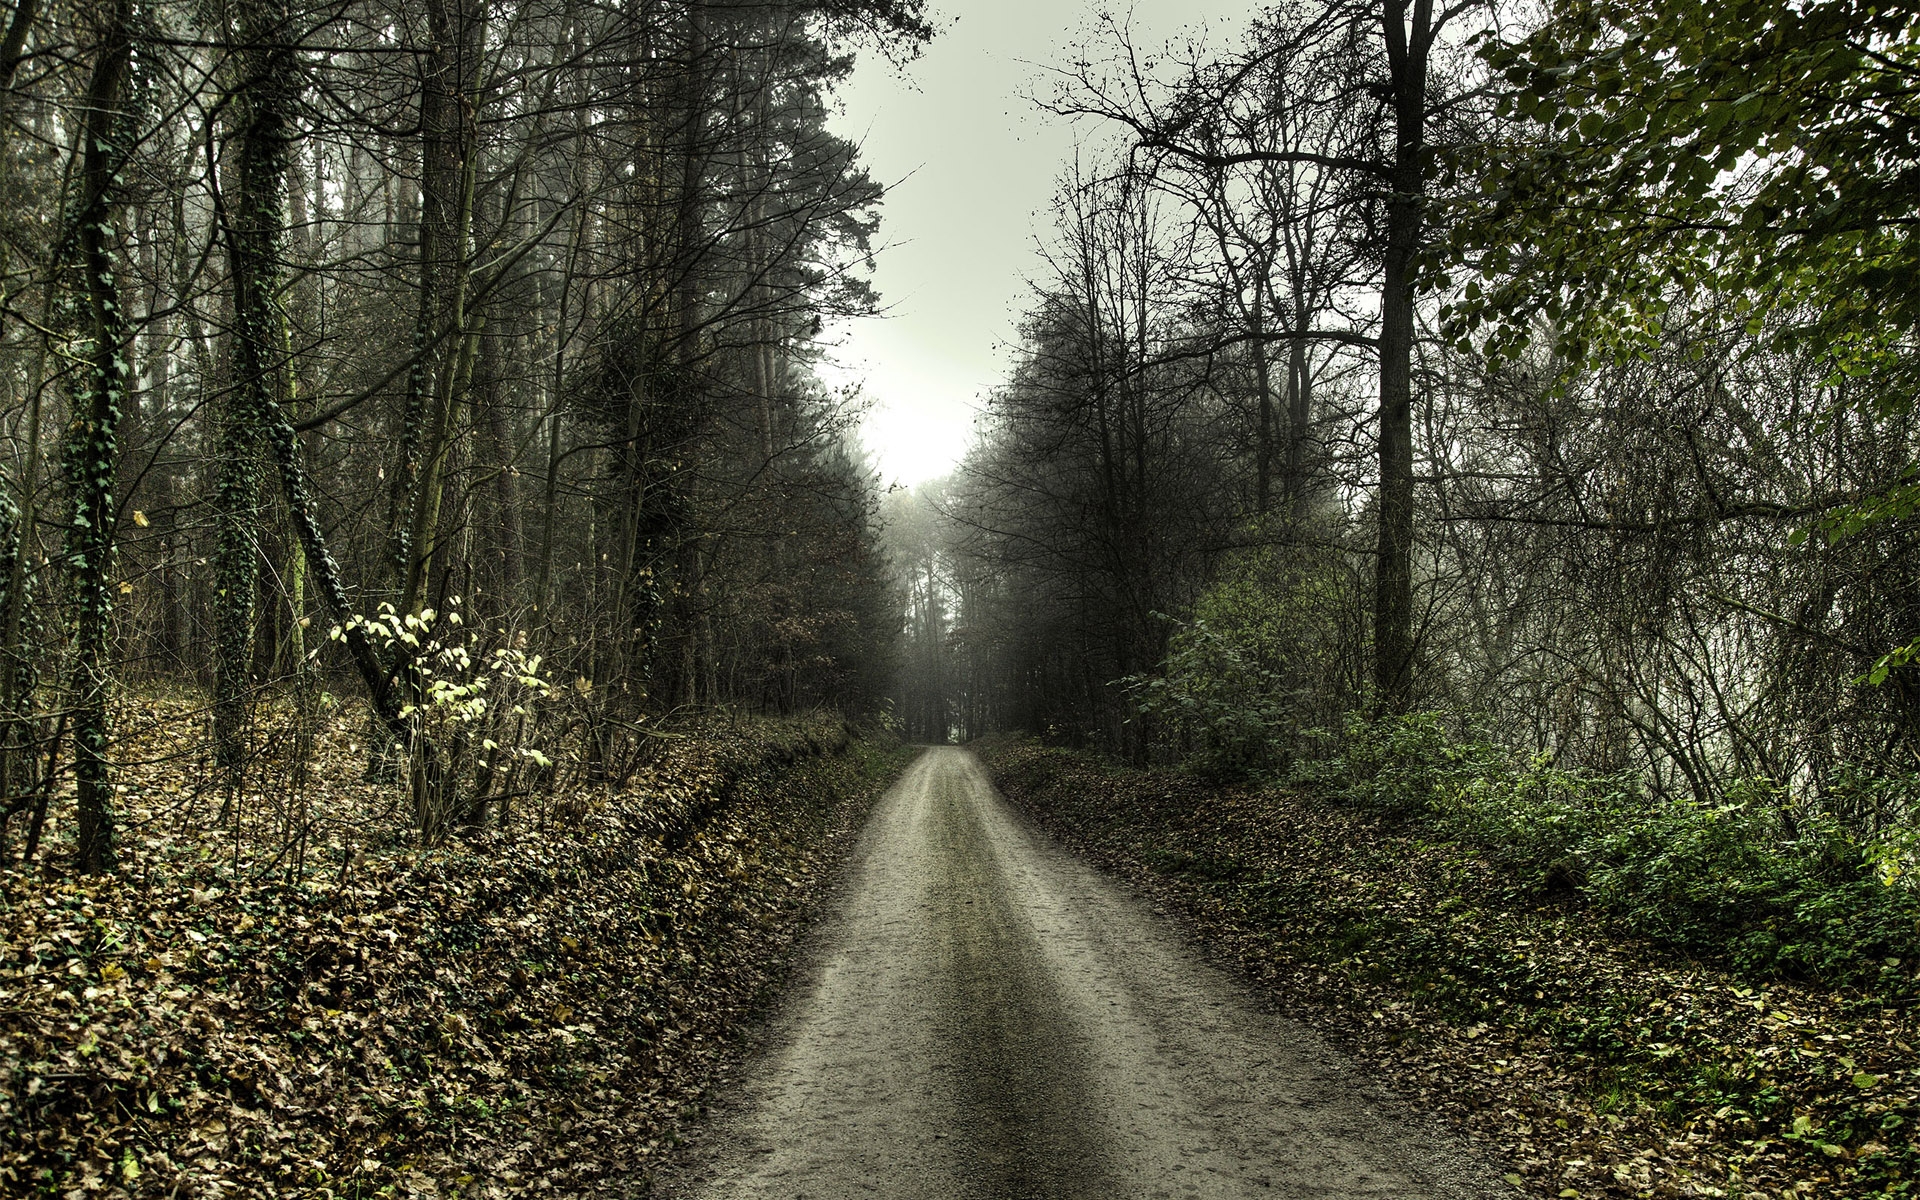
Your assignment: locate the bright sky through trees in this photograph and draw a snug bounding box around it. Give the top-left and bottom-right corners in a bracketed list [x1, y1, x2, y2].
[827, 0, 1239, 488]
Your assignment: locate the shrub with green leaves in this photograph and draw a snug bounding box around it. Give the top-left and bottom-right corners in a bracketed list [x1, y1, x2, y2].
[1310, 711, 1506, 817]
[1126, 617, 1298, 779]
[1127, 540, 1361, 780]
[1578, 797, 1920, 992]
[1330, 719, 1920, 996]
[1247, 708, 1920, 993]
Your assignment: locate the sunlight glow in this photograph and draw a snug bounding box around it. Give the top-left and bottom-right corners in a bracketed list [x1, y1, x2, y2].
[825, 0, 1240, 488]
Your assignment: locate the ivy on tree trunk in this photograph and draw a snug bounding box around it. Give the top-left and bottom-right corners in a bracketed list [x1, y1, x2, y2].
[66, 0, 137, 874]
[210, 0, 300, 772]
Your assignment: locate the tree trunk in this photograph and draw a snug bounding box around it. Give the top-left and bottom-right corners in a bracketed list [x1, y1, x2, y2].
[1372, 0, 1430, 715]
[1284, 251, 1313, 522]
[621, 0, 709, 702]
[69, 1, 137, 873]
[1250, 278, 1274, 516]
[212, 0, 301, 769]
[393, 0, 481, 613]
[478, 316, 523, 626]
[0, 0, 35, 100]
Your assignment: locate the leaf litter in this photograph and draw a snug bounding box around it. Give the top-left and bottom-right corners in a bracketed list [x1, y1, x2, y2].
[981, 739, 1919, 1200]
[1, 702, 909, 1198]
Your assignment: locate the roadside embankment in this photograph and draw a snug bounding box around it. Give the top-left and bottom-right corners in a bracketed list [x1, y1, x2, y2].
[1, 717, 912, 1198]
[979, 737, 1920, 1200]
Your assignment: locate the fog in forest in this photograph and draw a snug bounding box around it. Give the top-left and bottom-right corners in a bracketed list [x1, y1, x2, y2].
[2, 1, 1917, 1196]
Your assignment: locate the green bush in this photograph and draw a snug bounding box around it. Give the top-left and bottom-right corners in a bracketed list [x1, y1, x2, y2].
[1579, 796, 1920, 990]
[1437, 750, 1637, 867]
[1344, 712, 1500, 816]
[1289, 710, 1507, 817]
[1272, 712, 1920, 993]
[1129, 564, 1920, 992]
[1127, 541, 1360, 780]
[1127, 617, 1299, 779]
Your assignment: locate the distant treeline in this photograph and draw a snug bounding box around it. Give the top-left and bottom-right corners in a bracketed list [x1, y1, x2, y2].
[893, 0, 1920, 839]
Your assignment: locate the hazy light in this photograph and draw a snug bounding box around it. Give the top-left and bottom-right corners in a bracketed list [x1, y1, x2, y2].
[824, 0, 1236, 489]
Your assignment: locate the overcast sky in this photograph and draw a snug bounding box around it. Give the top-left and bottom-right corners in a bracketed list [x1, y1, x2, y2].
[822, 1, 1245, 489]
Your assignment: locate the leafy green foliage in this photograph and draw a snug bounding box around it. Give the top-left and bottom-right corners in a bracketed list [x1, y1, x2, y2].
[1304, 715, 1920, 995]
[1449, 0, 1920, 674]
[1455, 0, 1920, 364]
[1578, 796, 1920, 990]
[1294, 712, 1507, 818]
[1125, 544, 1360, 780]
[1126, 617, 1297, 779]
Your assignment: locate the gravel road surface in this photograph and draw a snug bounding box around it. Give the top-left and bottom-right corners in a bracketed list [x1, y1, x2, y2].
[660, 746, 1498, 1199]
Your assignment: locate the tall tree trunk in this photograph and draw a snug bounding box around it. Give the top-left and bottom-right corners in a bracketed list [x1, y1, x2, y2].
[622, 0, 709, 701]
[0, 244, 53, 843]
[0, 0, 33, 93]
[393, 0, 481, 612]
[0, 470, 32, 864]
[534, 105, 591, 628]
[1372, 0, 1429, 715]
[1249, 277, 1274, 516]
[1285, 261, 1313, 524]
[212, 0, 299, 770]
[478, 315, 523, 626]
[68, 1, 137, 873]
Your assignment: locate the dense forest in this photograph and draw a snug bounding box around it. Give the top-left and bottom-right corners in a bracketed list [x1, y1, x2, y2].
[5, 0, 1920, 1195]
[0, 0, 928, 873]
[895, 0, 1920, 847]
[7, 0, 1911, 894]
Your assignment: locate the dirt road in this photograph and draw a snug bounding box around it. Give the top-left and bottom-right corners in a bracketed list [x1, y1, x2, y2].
[661, 746, 1497, 1199]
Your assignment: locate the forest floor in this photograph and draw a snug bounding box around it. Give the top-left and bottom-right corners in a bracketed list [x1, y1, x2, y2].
[657, 745, 1500, 1200]
[0, 695, 912, 1199]
[979, 738, 1920, 1200]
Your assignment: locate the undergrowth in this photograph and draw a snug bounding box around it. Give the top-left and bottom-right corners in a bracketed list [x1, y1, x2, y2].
[0, 708, 911, 1198]
[1289, 712, 1920, 1000]
[982, 736, 1920, 1199]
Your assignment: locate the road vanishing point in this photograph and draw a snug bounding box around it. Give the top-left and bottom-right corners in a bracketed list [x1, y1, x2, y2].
[661, 746, 1499, 1200]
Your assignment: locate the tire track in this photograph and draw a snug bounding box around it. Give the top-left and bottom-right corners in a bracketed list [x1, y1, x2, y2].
[660, 746, 1498, 1199]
